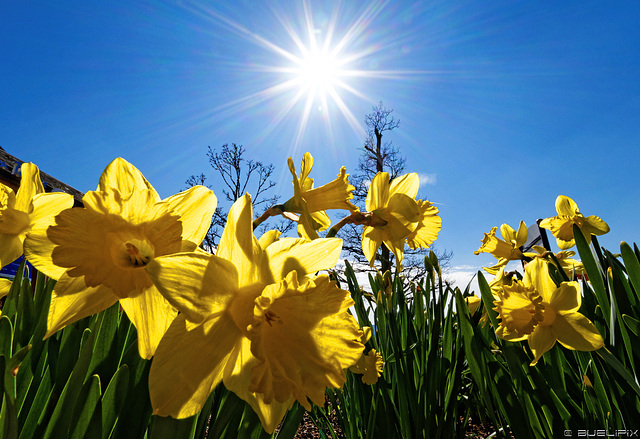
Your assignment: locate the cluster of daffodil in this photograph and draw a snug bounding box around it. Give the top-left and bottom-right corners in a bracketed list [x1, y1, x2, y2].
[0, 153, 441, 433]
[473, 195, 609, 365]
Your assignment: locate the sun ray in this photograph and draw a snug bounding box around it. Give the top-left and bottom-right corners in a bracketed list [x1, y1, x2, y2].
[178, 0, 434, 151]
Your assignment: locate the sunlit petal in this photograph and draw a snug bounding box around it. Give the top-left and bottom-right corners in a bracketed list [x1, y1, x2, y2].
[550, 281, 581, 313]
[365, 172, 389, 212]
[146, 253, 238, 324]
[554, 313, 604, 352]
[97, 157, 159, 200]
[15, 163, 44, 211]
[555, 195, 579, 216]
[265, 237, 341, 281]
[164, 186, 217, 250]
[119, 285, 178, 359]
[389, 173, 419, 199]
[528, 325, 557, 366]
[217, 194, 264, 288]
[46, 273, 119, 338]
[150, 313, 241, 417]
[362, 226, 383, 266]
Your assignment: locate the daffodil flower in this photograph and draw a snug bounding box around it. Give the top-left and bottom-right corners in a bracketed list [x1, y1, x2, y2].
[146, 194, 364, 433]
[0, 278, 11, 300]
[474, 221, 528, 274]
[406, 199, 441, 251]
[361, 172, 421, 269]
[530, 245, 585, 277]
[0, 163, 73, 269]
[494, 258, 604, 365]
[539, 195, 609, 250]
[283, 152, 357, 239]
[349, 349, 384, 385]
[24, 158, 217, 359]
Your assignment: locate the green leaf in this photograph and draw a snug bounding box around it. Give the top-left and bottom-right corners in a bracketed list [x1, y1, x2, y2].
[620, 242, 640, 309]
[0, 317, 13, 360]
[43, 328, 96, 439]
[596, 348, 640, 398]
[101, 365, 130, 439]
[69, 374, 102, 439]
[573, 224, 610, 325]
[149, 415, 197, 439]
[274, 403, 305, 439]
[15, 365, 53, 439]
[623, 314, 640, 336]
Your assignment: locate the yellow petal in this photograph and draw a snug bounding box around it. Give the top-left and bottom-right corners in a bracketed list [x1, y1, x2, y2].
[584, 215, 610, 236]
[495, 281, 544, 338]
[150, 313, 242, 417]
[0, 278, 12, 299]
[15, 163, 44, 212]
[223, 337, 292, 434]
[258, 230, 281, 248]
[555, 195, 579, 216]
[365, 172, 389, 212]
[303, 166, 357, 213]
[528, 325, 557, 366]
[164, 186, 217, 250]
[97, 158, 160, 200]
[22, 193, 74, 278]
[550, 281, 581, 313]
[247, 273, 363, 411]
[389, 173, 419, 199]
[119, 285, 178, 359]
[406, 200, 441, 250]
[362, 226, 383, 266]
[217, 194, 265, 288]
[516, 220, 528, 247]
[385, 193, 420, 238]
[46, 273, 120, 338]
[265, 237, 342, 282]
[554, 312, 604, 352]
[0, 206, 30, 236]
[0, 228, 26, 269]
[499, 224, 516, 245]
[29, 192, 74, 227]
[349, 349, 384, 385]
[146, 253, 238, 324]
[524, 258, 558, 303]
[383, 238, 405, 270]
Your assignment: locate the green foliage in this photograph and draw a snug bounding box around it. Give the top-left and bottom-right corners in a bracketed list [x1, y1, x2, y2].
[3, 233, 640, 437]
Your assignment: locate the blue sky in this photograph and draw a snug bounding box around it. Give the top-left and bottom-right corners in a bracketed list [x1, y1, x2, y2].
[2, 1, 639, 279]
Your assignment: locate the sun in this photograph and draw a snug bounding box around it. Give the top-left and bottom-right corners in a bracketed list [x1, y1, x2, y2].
[295, 48, 340, 93]
[191, 1, 408, 151]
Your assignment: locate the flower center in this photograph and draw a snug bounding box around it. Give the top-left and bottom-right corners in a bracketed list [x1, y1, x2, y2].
[111, 237, 155, 269]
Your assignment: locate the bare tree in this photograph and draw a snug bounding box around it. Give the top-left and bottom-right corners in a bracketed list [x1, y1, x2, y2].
[342, 102, 452, 280]
[185, 143, 293, 251]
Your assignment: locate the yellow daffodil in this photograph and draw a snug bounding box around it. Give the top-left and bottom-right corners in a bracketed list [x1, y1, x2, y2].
[406, 199, 441, 251]
[0, 163, 73, 269]
[0, 278, 11, 299]
[284, 152, 357, 239]
[530, 245, 585, 277]
[494, 258, 604, 365]
[475, 221, 527, 274]
[349, 349, 384, 385]
[361, 172, 422, 269]
[466, 295, 482, 316]
[24, 158, 216, 359]
[539, 195, 609, 250]
[146, 194, 364, 433]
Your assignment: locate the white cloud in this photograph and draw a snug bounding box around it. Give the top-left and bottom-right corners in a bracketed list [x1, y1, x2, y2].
[418, 173, 437, 186]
